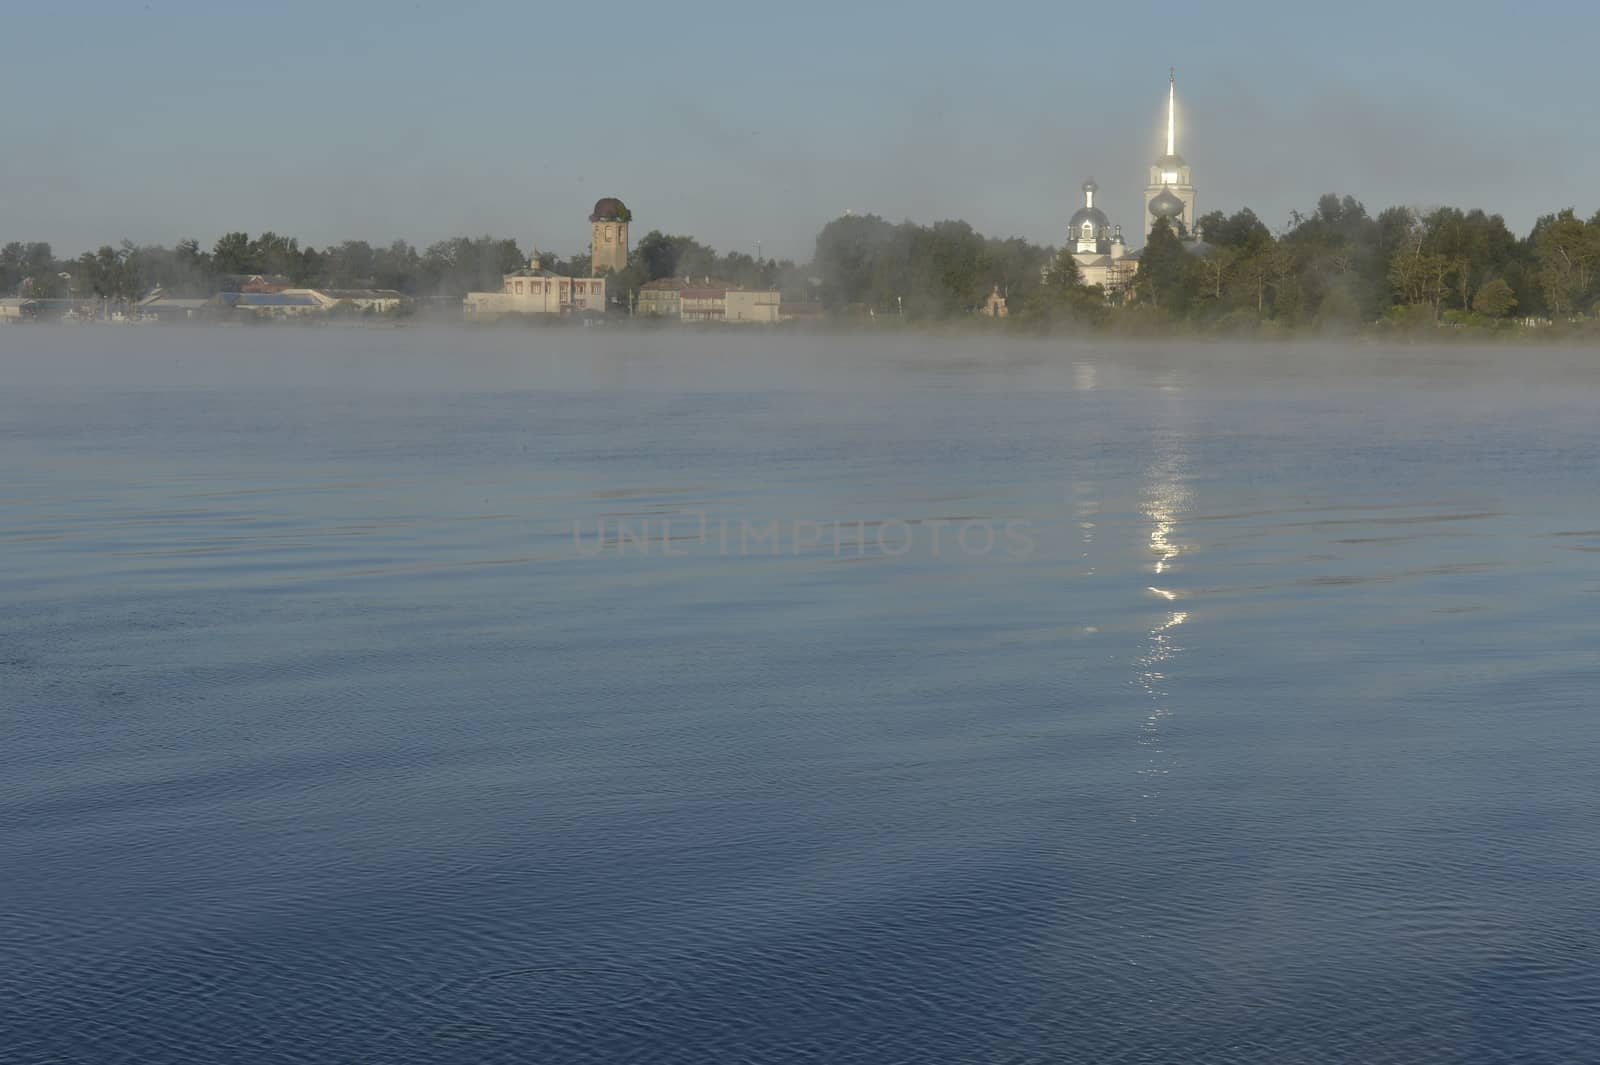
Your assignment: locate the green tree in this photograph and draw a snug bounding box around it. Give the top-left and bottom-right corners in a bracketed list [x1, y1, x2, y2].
[1232, 241, 1275, 314]
[1471, 278, 1518, 318]
[321, 241, 377, 288]
[813, 214, 896, 309]
[1388, 244, 1454, 316]
[0, 242, 48, 295]
[1314, 280, 1366, 331]
[631, 230, 718, 283]
[418, 236, 525, 298]
[1202, 207, 1271, 251]
[1274, 194, 1408, 321]
[250, 232, 310, 282]
[76, 245, 138, 300]
[172, 238, 213, 294]
[1194, 244, 1236, 304]
[1016, 246, 1105, 330]
[1531, 209, 1597, 316]
[373, 240, 421, 294]
[212, 232, 254, 275]
[1387, 216, 1457, 317]
[1135, 217, 1190, 311]
[567, 252, 591, 276]
[979, 235, 1051, 312]
[1423, 206, 1517, 312]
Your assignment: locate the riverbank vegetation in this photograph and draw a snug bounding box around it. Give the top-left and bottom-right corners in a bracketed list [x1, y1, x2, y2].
[4, 193, 1597, 338]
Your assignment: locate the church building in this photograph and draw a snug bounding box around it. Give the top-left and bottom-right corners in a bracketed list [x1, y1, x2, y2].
[1064, 179, 1132, 292]
[1057, 71, 1202, 300]
[1145, 70, 1196, 239]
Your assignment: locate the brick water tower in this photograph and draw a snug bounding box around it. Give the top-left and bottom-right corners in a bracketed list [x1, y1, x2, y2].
[589, 197, 630, 275]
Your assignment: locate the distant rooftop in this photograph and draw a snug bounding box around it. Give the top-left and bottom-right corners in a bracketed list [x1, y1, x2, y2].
[218, 292, 319, 307]
[142, 297, 210, 309]
[647, 278, 742, 292]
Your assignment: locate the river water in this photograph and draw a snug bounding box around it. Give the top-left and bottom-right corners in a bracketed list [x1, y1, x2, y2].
[3, 330, 1598, 1063]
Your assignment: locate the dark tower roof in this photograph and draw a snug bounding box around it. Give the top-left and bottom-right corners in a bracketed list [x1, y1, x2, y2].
[590, 197, 629, 222]
[1149, 189, 1185, 218]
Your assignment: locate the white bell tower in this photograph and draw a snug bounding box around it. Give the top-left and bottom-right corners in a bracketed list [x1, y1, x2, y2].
[1144, 70, 1196, 238]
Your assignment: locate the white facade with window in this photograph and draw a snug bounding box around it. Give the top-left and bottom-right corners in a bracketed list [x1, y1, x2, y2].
[464, 269, 607, 318]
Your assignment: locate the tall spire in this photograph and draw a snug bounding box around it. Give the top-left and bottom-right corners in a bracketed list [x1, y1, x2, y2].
[1166, 68, 1176, 157]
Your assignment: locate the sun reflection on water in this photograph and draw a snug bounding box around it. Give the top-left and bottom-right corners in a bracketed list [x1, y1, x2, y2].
[1134, 432, 1192, 815]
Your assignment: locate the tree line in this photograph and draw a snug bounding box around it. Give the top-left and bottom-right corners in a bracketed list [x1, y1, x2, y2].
[814, 196, 1600, 333]
[1, 235, 528, 302]
[1133, 196, 1599, 330]
[0, 229, 807, 308]
[4, 193, 1597, 332]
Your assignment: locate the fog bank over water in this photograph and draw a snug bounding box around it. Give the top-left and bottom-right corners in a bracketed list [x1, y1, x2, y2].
[5, 327, 1600, 398]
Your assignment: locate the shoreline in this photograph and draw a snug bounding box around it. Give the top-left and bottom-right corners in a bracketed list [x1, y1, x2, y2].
[5, 313, 1596, 346]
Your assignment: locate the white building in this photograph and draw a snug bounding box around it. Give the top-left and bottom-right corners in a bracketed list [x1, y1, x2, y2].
[313, 289, 407, 313]
[635, 278, 780, 322]
[1145, 69, 1196, 238]
[1065, 179, 1133, 292]
[724, 289, 781, 323]
[464, 267, 607, 319]
[136, 293, 210, 320]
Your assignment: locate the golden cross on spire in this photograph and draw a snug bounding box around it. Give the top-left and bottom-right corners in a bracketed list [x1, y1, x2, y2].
[1166, 70, 1176, 157]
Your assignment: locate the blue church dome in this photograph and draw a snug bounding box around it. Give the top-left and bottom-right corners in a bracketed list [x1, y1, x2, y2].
[1069, 205, 1111, 231]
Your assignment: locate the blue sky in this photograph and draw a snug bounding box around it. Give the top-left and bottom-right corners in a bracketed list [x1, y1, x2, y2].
[2, 0, 1594, 260]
